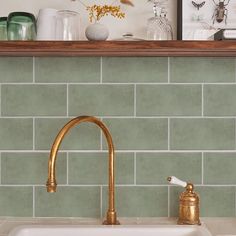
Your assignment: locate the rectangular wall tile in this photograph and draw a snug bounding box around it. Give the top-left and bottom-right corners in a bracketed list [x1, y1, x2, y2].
[204, 153, 236, 184]
[0, 56, 235, 219]
[0, 57, 32, 83]
[35, 57, 100, 83]
[170, 58, 235, 83]
[35, 118, 100, 150]
[1, 152, 66, 185]
[2, 85, 67, 116]
[102, 186, 168, 217]
[170, 118, 235, 150]
[136, 152, 202, 184]
[103, 118, 168, 150]
[35, 186, 100, 217]
[0, 119, 33, 150]
[0, 187, 33, 216]
[137, 85, 202, 116]
[69, 85, 134, 116]
[102, 57, 168, 83]
[204, 85, 236, 116]
[170, 186, 235, 217]
[68, 152, 134, 185]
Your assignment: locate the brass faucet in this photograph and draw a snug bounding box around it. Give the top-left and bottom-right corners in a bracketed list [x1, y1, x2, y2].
[167, 176, 201, 225]
[46, 116, 120, 225]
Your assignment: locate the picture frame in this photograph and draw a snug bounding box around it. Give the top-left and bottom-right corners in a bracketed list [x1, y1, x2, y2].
[177, 0, 236, 40]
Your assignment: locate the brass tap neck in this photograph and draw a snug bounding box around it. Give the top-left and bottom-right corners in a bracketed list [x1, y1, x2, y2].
[46, 116, 119, 225]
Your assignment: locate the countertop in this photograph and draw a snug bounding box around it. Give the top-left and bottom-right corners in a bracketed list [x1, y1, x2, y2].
[0, 217, 235, 236]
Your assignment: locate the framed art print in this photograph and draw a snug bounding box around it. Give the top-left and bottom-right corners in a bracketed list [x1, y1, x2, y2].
[178, 0, 236, 40]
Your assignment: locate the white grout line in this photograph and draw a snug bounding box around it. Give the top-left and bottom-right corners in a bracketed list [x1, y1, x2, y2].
[0, 84, 2, 117]
[168, 118, 170, 150]
[100, 131, 103, 151]
[168, 57, 170, 83]
[1, 150, 236, 153]
[66, 84, 69, 117]
[202, 152, 204, 185]
[100, 117, 103, 150]
[134, 152, 136, 185]
[202, 84, 204, 117]
[234, 118, 236, 150]
[167, 185, 170, 217]
[33, 186, 35, 217]
[33, 57, 35, 83]
[1, 184, 235, 187]
[100, 57, 103, 84]
[100, 186, 103, 218]
[235, 58, 236, 83]
[3, 82, 236, 85]
[66, 152, 69, 185]
[0, 183, 236, 187]
[33, 118, 35, 150]
[2, 116, 236, 119]
[134, 84, 136, 117]
[235, 187, 236, 217]
[0, 152, 1, 184]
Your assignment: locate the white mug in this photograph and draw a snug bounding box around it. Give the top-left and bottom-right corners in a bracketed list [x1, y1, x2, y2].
[36, 8, 57, 40]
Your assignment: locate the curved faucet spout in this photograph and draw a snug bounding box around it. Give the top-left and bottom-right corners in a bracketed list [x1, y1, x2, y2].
[46, 116, 119, 225]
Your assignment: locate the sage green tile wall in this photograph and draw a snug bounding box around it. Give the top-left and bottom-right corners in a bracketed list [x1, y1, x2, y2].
[0, 57, 235, 218]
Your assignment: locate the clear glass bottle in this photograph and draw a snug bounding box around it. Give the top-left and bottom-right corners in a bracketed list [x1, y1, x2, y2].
[147, 0, 173, 40]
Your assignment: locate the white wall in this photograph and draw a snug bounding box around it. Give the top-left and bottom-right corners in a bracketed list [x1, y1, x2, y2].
[0, 0, 177, 40]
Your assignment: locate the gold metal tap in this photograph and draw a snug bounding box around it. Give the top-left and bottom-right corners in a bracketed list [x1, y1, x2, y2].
[167, 176, 201, 226]
[46, 116, 120, 225]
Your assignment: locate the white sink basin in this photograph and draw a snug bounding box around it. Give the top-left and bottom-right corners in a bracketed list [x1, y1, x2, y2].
[8, 225, 212, 236]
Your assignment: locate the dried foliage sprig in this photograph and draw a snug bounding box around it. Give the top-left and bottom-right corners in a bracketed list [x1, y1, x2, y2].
[71, 0, 134, 7]
[87, 4, 125, 22]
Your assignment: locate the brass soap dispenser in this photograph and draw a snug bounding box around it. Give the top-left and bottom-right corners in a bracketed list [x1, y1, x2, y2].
[167, 176, 201, 226]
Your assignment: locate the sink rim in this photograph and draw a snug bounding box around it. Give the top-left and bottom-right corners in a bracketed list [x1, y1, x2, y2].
[8, 224, 213, 236]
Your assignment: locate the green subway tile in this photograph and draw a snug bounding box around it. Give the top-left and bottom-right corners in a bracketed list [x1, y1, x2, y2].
[0, 119, 32, 150]
[35, 118, 100, 150]
[2, 85, 66, 116]
[204, 153, 236, 184]
[136, 152, 202, 184]
[170, 119, 235, 150]
[169, 186, 182, 217]
[170, 186, 235, 217]
[205, 85, 236, 116]
[170, 58, 235, 83]
[102, 186, 168, 217]
[35, 186, 100, 217]
[69, 85, 134, 116]
[103, 57, 168, 83]
[68, 152, 134, 185]
[35, 57, 100, 83]
[137, 85, 202, 116]
[0, 57, 32, 83]
[0, 187, 33, 216]
[103, 118, 168, 150]
[1, 152, 66, 184]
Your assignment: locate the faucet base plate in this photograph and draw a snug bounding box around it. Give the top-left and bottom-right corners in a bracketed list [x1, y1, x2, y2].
[102, 220, 120, 225]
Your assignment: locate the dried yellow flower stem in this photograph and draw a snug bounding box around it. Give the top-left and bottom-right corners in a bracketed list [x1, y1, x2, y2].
[71, 0, 134, 7]
[87, 4, 125, 22]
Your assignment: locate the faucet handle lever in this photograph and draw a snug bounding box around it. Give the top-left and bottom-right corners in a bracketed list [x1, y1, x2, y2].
[167, 176, 187, 188]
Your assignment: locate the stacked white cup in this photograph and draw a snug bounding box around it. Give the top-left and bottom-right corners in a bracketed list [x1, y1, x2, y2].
[36, 8, 58, 40]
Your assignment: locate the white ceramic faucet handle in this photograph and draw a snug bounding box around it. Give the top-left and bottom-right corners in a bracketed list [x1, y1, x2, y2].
[167, 176, 187, 188]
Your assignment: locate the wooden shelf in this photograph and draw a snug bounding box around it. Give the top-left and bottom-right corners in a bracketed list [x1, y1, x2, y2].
[0, 40, 236, 57]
